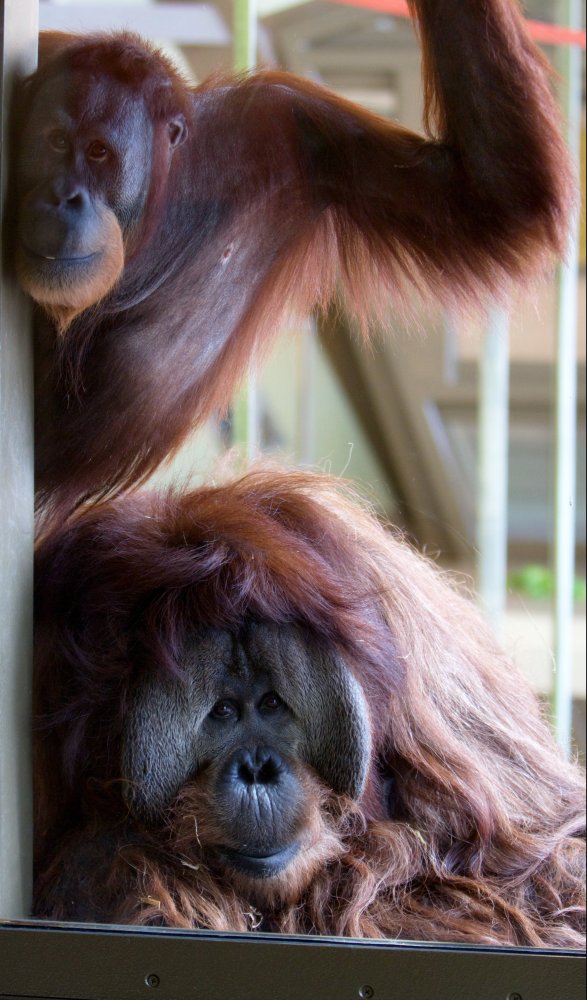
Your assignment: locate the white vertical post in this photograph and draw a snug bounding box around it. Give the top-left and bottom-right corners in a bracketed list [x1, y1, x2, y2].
[0, 0, 38, 919]
[552, 0, 582, 757]
[477, 306, 510, 635]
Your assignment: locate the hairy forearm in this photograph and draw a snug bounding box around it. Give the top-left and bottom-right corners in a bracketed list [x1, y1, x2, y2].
[408, 0, 571, 212]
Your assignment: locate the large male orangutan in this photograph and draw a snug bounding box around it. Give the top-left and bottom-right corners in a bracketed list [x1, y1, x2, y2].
[13, 0, 574, 523]
[33, 470, 586, 944]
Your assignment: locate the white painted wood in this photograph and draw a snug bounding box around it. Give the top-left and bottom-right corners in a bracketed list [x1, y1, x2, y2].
[0, 0, 37, 920]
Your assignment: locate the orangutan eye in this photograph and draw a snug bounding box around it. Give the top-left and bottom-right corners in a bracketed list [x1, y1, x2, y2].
[259, 692, 284, 713]
[87, 140, 109, 162]
[210, 699, 238, 720]
[48, 130, 69, 153]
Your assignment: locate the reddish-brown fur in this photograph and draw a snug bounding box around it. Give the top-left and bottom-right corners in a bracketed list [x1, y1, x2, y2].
[13, 0, 575, 527]
[33, 470, 586, 945]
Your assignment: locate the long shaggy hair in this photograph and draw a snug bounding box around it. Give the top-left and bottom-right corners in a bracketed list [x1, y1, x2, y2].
[33, 469, 586, 946]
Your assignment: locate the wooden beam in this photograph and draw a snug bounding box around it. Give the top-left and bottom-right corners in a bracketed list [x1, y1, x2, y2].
[0, 0, 37, 920]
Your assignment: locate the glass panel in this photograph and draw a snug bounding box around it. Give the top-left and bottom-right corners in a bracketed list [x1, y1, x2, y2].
[2, 1, 583, 975]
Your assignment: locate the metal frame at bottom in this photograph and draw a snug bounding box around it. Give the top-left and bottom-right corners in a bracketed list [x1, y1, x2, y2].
[0, 922, 585, 1000]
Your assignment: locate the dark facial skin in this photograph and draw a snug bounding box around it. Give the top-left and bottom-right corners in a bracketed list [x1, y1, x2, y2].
[200, 674, 307, 877]
[16, 70, 154, 305]
[123, 625, 371, 879]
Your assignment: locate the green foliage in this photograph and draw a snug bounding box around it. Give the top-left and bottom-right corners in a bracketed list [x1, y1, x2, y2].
[508, 564, 587, 602]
